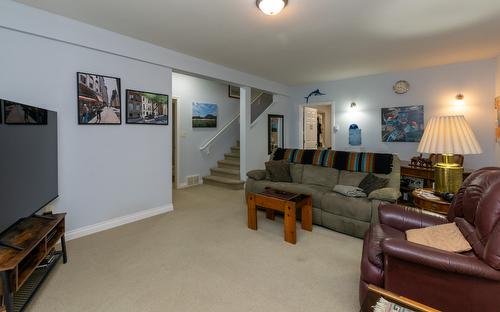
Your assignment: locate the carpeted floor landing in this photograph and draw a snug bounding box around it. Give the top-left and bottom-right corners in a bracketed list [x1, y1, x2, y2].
[26, 184, 362, 312]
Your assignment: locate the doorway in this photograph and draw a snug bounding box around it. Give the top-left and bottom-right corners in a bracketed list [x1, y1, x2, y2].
[300, 102, 334, 149]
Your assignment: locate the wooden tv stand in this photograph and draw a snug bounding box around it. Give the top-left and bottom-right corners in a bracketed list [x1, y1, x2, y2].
[0, 213, 67, 312]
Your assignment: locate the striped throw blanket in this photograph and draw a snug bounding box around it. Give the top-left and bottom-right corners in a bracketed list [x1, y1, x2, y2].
[272, 148, 393, 174]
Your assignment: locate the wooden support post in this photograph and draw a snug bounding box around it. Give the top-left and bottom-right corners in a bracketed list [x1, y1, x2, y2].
[283, 202, 296, 244]
[247, 193, 257, 230]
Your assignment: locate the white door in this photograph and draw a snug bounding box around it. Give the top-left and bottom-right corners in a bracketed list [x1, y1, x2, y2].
[303, 107, 318, 149]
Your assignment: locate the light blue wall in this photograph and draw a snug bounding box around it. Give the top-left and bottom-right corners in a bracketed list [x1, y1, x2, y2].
[172, 73, 240, 185]
[0, 27, 172, 231]
[290, 59, 497, 169]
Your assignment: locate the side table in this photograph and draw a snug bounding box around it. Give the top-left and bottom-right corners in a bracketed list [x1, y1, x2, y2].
[412, 188, 450, 215]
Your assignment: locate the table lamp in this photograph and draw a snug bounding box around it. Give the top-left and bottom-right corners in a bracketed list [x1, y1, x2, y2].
[417, 115, 482, 193]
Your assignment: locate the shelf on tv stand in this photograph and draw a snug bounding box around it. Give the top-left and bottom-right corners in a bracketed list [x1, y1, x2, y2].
[0, 213, 67, 312]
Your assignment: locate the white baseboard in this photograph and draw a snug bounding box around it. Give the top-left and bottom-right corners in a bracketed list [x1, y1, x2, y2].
[65, 204, 173, 241]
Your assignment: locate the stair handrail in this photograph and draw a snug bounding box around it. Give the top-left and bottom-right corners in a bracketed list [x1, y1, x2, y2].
[200, 113, 240, 152]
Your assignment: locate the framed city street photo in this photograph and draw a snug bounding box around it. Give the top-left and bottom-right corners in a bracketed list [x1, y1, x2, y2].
[77, 72, 121, 125]
[126, 90, 169, 125]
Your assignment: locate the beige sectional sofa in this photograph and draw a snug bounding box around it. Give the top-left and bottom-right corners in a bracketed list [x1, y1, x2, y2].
[245, 156, 401, 238]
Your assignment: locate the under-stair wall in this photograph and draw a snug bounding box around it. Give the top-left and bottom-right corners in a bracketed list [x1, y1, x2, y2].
[172, 73, 240, 188]
[245, 94, 292, 172]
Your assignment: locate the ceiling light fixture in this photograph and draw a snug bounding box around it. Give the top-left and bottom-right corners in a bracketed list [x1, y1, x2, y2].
[256, 0, 288, 16]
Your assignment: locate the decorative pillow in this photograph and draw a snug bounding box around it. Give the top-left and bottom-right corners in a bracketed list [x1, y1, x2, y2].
[358, 173, 389, 195]
[265, 160, 292, 182]
[367, 188, 400, 202]
[247, 170, 267, 181]
[406, 223, 472, 253]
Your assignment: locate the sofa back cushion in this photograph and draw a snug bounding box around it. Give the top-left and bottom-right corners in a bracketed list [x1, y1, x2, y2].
[337, 156, 401, 190]
[302, 165, 339, 188]
[290, 164, 304, 183]
[338, 170, 367, 186]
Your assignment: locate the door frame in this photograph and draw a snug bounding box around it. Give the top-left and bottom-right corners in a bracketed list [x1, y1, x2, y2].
[298, 101, 335, 149]
[172, 96, 181, 189]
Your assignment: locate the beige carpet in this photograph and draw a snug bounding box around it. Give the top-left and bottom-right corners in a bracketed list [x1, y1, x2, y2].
[26, 185, 362, 312]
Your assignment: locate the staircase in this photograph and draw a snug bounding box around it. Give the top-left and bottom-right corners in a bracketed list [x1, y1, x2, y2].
[202, 141, 245, 190]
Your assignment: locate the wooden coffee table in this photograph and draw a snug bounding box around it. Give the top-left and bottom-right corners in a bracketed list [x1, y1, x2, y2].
[247, 187, 312, 244]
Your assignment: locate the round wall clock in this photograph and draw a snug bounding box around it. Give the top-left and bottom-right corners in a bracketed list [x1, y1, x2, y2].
[393, 80, 410, 94]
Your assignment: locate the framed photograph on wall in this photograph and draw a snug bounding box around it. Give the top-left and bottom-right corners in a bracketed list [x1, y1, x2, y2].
[192, 103, 218, 128]
[3, 100, 48, 125]
[228, 85, 240, 99]
[126, 90, 169, 125]
[268, 114, 284, 154]
[381, 105, 424, 142]
[77, 72, 121, 125]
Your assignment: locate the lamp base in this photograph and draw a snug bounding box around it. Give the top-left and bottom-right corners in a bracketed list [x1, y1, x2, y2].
[434, 159, 463, 194]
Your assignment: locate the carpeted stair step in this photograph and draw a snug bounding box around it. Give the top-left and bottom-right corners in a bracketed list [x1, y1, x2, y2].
[217, 159, 240, 169]
[224, 153, 240, 161]
[210, 167, 240, 180]
[230, 146, 240, 155]
[203, 175, 244, 190]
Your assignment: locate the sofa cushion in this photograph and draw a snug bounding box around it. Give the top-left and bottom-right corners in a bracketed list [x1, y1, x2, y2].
[321, 211, 371, 238]
[302, 165, 339, 188]
[338, 170, 368, 187]
[265, 160, 292, 182]
[321, 192, 372, 222]
[290, 164, 304, 183]
[272, 183, 330, 208]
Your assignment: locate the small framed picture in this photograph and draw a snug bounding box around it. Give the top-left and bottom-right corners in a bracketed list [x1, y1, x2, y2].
[228, 85, 240, 99]
[192, 103, 217, 128]
[77, 72, 121, 125]
[126, 90, 169, 125]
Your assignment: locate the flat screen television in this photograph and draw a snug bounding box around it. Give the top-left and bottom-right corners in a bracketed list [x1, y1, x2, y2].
[0, 99, 58, 236]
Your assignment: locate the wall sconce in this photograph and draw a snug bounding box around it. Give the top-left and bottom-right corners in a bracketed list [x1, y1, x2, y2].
[454, 94, 465, 106]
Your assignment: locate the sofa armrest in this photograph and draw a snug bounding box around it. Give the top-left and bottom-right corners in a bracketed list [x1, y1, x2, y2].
[381, 238, 500, 281]
[379, 203, 448, 231]
[368, 188, 401, 203]
[247, 169, 267, 181]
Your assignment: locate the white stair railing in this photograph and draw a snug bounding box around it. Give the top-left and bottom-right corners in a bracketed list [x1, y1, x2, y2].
[200, 114, 240, 154]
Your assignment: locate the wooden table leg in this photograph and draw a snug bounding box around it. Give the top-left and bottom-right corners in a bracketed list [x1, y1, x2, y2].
[247, 193, 257, 230]
[301, 198, 313, 231]
[284, 202, 296, 244]
[265, 209, 275, 220]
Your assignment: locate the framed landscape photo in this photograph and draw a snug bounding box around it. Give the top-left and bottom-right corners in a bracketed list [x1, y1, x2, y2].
[228, 85, 240, 99]
[126, 90, 169, 125]
[192, 103, 217, 128]
[381, 105, 424, 142]
[77, 72, 121, 125]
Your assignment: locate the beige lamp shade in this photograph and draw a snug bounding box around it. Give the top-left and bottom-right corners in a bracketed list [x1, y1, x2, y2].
[417, 115, 482, 155]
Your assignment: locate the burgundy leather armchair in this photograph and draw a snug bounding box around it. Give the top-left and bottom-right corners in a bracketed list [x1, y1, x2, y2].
[359, 168, 500, 311]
